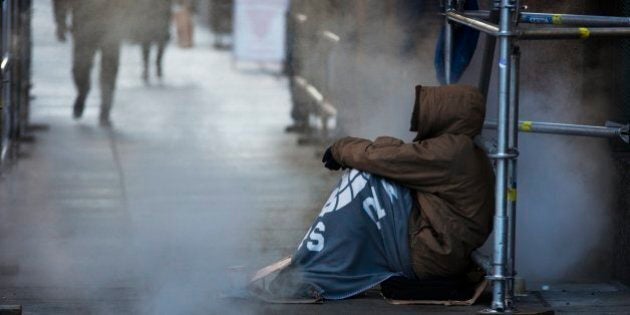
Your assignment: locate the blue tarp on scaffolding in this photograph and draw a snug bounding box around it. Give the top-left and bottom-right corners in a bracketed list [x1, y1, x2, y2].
[434, 0, 480, 84]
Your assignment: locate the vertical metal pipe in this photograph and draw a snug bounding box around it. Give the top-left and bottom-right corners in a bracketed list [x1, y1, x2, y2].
[478, 8, 499, 99]
[490, 0, 515, 311]
[444, 0, 453, 84]
[0, 2, 3, 161]
[505, 45, 520, 309]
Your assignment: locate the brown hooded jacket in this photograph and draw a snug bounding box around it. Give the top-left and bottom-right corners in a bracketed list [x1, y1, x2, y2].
[331, 85, 495, 278]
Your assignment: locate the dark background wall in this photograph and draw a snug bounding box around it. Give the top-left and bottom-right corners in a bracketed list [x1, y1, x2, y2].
[612, 0, 630, 287]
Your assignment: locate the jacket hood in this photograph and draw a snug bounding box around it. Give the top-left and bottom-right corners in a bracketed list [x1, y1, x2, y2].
[410, 85, 485, 141]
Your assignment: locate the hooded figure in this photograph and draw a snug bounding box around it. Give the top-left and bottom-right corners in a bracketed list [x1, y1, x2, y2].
[330, 84, 495, 278]
[252, 85, 494, 302]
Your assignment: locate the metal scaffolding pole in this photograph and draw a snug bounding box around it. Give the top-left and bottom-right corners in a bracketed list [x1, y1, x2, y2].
[444, 0, 454, 84]
[484, 120, 630, 142]
[446, 11, 499, 35]
[521, 12, 630, 27]
[448, 12, 630, 40]
[505, 45, 520, 309]
[444, 4, 630, 314]
[467, 10, 630, 27]
[487, 0, 515, 312]
[518, 27, 630, 40]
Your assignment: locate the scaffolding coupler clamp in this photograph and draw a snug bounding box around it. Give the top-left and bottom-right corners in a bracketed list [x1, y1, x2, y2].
[498, 31, 517, 37]
[485, 275, 514, 281]
[606, 121, 630, 143]
[488, 149, 519, 160]
[496, 0, 517, 10]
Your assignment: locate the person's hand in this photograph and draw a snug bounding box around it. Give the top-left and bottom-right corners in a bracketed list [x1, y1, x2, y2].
[56, 25, 67, 42]
[322, 147, 342, 171]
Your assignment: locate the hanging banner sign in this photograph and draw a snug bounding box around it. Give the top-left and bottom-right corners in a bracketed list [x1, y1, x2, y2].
[233, 0, 288, 63]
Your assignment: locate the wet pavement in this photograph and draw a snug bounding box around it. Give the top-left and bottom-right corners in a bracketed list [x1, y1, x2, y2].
[0, 2, 337, 314]
[1, 2, 630, 315]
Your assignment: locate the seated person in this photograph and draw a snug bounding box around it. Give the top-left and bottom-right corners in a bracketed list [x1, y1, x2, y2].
[252, 85, 495, 301]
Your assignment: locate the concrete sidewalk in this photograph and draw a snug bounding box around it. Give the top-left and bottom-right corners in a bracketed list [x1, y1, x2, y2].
[0, 2, 339, 314]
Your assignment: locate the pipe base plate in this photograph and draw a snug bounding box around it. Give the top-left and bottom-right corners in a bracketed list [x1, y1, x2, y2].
[478, 308, 554, 315]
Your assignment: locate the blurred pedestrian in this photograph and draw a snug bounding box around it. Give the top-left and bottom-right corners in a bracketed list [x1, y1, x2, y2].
[285, 0, 310, 133]
[131, 0, 173, 83]
[209, 0, 233, 49]
[173, 0, 195, 48]
[53, 0, 128, 126]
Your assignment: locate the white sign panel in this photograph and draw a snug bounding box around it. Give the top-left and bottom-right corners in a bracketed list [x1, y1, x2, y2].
[233, 0, 288, 63]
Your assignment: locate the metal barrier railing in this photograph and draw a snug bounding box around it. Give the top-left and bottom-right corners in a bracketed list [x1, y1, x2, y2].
[288, 8, 341, 145]
[0, 0, 32, 165]
[443, 0, 630, 312]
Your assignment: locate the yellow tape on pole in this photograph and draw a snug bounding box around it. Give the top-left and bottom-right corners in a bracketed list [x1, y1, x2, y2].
[520, 121, 533, 132]
[507, 188, 517, 202]
[552, 15, 562, 25]
[579, 27, 591, 39]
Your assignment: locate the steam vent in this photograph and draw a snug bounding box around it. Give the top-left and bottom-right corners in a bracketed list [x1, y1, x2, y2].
[1, 1, 630, 314]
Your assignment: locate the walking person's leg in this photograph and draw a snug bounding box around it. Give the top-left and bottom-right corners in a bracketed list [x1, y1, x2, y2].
[71, 36, 98, 119]
[185, 9, 194, 48]
[141, 42, 151, 83]
[156, 41, 166, 79]
[99, 39, 121, 126]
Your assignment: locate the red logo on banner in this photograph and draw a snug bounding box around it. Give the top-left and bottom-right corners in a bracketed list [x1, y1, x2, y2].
[246, 8, 273, 39]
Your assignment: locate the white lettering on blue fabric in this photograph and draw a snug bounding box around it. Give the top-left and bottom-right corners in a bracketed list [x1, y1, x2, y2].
[381, 180, 398, 203]
[306, 222, 326, 252]
[362, 186, 387, 230]
[319, 170, 368, 217]
[301, 171, 389, 252]
[297, 225, 313, 250]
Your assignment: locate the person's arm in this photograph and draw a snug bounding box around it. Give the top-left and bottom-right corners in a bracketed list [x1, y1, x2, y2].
[331, 136, 461, 191]
[52, 0, 70, 42]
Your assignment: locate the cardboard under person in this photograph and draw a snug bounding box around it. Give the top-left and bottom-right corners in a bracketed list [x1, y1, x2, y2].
[250, 85, 495, 304]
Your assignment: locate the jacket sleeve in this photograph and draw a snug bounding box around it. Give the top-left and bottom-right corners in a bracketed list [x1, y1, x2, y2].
[331, 136, 459, 191]
[52, 0, 70, 29]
